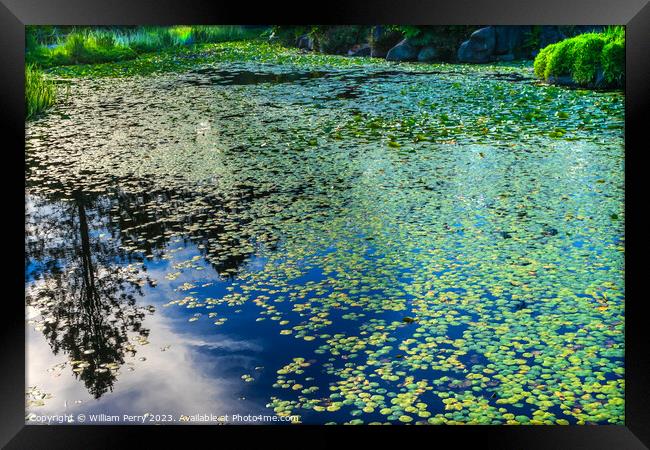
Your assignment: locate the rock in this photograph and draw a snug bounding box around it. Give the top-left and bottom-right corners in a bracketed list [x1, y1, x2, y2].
[296, 34, 314, 51]
[417, 46, 439, 62]
[386, 39, 418, 62]
[457, 26, 496, 63]
[547, 75, 578, 87]
[494, 26, 528, 57]
[496, 53, 515, 62]
[348, 43, 371, 57]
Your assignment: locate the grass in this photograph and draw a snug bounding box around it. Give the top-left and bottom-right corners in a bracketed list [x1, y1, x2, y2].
[26, 26, 265, 68]
[534, 26, 624, 88]
[25, 64, 56, 120]
[25, 26, 266, 119]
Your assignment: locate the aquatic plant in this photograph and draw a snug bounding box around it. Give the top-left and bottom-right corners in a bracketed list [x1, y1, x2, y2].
[25, 64, 56, 120]
[26, 55, 624, 424]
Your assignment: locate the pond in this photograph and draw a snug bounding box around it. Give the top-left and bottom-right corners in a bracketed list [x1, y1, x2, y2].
[25, 58, 625, 425]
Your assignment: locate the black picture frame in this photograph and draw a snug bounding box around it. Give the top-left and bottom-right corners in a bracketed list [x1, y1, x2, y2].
[2, 0, 648, 448]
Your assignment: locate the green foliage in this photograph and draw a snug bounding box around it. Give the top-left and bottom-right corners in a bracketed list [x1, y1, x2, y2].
[268, 26, 370, 54]
[533, 43, 554, 79]
[369, 26, 404, 56]
[312, 26, 370, 54]
[572, 34, 606, 84]
[522, 26, 542, 55]
[267, 26, 315, 46]
[26, 26, 59, 52]
[603, 25, 625, 40]
[601, 38, 624, 84]
[27, 29, 137, 66]
[544, 38, 576, 79]
[187, 25, 261, 44]
[25, 64, 56, 120]
[26, 26, 265, 68]
[533, 28, 625, 88]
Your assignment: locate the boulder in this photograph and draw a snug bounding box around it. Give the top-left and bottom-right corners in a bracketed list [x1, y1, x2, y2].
[547, 75, 578, 87]
[348, 43, 371, 57]
[417, 46, 439, 62]
[494, 26, 528, 56]
[457, 27, 496, 63]
[386, 39, 418, 62]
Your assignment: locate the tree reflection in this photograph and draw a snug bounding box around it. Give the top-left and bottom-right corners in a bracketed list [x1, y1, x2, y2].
[26, 191, 152, 399]
[25, 180, 282, 398]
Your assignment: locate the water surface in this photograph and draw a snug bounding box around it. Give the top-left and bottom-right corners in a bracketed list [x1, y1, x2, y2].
[25, 61, 624, 425]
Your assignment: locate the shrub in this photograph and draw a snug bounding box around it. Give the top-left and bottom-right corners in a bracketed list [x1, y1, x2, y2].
[571, 34, 605, 84]
[601, 38, 624, 84]
[533, 27, 624, 88]
[313, 26, 370, 54]
[533, 43, 554, 79]
[25, 64, 56, 120]
[544, 38, 576, 79]
[63, 32, 87, 61]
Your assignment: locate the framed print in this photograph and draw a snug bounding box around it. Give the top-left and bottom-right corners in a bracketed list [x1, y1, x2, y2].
[1, 0, 649, 448]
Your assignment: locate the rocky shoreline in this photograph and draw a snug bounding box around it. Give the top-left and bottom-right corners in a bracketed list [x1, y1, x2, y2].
[290, 25, 603, 64]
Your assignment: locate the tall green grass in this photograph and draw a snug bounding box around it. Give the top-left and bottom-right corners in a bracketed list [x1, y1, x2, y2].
[26, 26, 266, 68]
[24, 26, 266, 118]
[534, 26, 624, 88]
[25, 64, 56, 120]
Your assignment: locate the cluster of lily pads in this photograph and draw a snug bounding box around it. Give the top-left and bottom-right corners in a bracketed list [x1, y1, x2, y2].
[25, 42, 624, 424]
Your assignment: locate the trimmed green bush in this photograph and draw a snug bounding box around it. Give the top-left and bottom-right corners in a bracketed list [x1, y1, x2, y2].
[25, 64, 56, 120]
[572, 33, 606, 84]
[533, 44, 554, 79]
[601, 37, 625, 84]
[533, 27, 624, 88]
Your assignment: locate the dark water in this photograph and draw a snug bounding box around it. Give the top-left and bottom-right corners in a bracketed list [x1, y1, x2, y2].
[25, 63, 624, 425]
